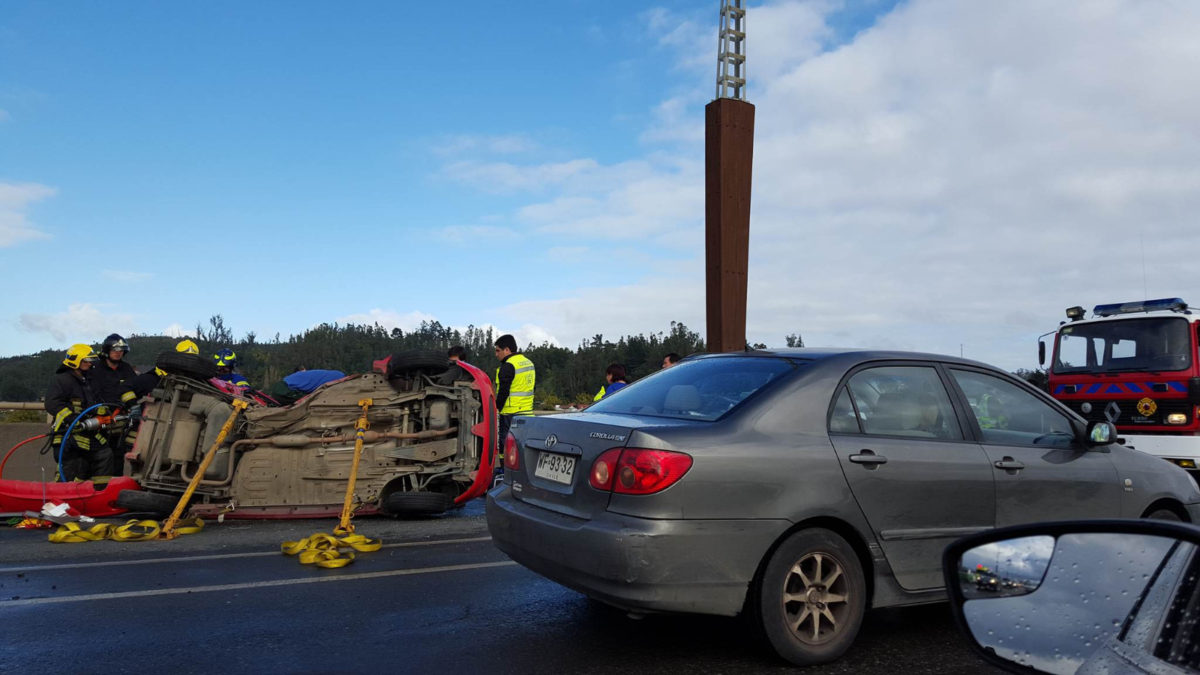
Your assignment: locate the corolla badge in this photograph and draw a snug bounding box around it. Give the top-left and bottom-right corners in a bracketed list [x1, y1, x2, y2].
[545, 434, 558, 449]
[589, 432, 626, 442]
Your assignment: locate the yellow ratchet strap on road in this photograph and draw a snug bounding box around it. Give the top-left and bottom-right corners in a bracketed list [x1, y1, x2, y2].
[48, 517, 202, 543]
[280, 531, 382, 568]
[281, 398, 382, 568]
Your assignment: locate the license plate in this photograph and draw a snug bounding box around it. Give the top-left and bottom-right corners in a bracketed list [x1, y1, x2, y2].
[534, 451, 576, 484]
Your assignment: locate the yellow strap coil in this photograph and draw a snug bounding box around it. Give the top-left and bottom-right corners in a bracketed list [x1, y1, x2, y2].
[280, 531, 382, 568]
[48, 517, 204, 543]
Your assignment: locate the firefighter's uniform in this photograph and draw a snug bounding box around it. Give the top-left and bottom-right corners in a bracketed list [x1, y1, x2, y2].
[45, 346, 113, 482]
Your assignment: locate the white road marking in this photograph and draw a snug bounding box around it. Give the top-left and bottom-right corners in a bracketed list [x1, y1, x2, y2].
[0, 560, 518, 608]
[0, 535, 494, 573]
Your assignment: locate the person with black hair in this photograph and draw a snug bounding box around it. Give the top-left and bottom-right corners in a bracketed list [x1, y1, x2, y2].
[662, 353, 681, 369]
[493, 334, 535, 454]
[597, 363, 628, 400]
[448, 345, 468, 362]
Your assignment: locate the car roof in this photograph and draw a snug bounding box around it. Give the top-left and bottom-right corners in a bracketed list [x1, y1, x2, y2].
[687, 347, 996, 369]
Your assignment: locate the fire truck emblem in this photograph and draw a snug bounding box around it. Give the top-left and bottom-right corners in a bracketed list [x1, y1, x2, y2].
[1136, 397, 1158, 417]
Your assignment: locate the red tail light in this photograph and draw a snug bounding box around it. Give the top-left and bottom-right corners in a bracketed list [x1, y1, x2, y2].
[589, 448, 622, 490]
[588, 448, 692, 495]
[503, 433, 519, 470]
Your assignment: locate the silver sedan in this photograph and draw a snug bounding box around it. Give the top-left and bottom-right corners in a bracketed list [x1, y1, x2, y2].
[486, 349, 1200, 666]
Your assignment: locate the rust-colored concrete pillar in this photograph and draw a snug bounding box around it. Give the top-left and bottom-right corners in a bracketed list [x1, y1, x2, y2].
[705, 97, 755, 353]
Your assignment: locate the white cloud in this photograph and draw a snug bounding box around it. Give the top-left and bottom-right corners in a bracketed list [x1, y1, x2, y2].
[18, 303, 137, 343]
[442, 158, 599, 194]
[431, 133, 539, 157]
[0, 181, 55, 248]
[163, 323, 188, 338]
[422, 1, 1200, 371]
[336, 309, 438, 333]
[102, 269, 154, 282]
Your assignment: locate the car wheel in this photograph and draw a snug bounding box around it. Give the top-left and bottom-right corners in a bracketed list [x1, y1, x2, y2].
[155, 352, 217, 381]
[1143, 508, 1183, 522]
[756, 528, 866, 666]
[381, 490, 451, 517]
[114, 489, 184, 516]
[385, 350, 450, 378]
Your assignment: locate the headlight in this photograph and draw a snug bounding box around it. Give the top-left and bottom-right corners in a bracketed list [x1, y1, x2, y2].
[1167, 413, 1188, 425]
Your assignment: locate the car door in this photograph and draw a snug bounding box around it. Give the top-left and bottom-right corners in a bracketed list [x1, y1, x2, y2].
[829, 364, 996, 591]
[946, 367, 1123, 527]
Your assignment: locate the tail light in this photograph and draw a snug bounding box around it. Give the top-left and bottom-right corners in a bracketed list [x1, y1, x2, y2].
[503, 433, 519, 470]
[588, 448, 692, 495]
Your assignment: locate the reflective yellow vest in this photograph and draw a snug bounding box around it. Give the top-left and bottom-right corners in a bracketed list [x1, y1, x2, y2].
[495, 353, 535, 415]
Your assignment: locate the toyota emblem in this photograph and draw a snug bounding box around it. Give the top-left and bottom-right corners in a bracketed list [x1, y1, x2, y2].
[545, 434, 558, 449]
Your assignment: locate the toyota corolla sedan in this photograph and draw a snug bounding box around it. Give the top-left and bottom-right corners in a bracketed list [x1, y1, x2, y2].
[485, 349, 1200, 666]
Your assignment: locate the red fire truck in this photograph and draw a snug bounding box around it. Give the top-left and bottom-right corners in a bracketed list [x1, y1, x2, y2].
[1041, 298, 1200, 483]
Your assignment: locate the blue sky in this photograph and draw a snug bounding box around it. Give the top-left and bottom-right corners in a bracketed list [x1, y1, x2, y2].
[4, 1, 1199, 372]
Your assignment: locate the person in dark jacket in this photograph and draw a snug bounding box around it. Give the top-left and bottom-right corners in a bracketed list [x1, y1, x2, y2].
[88, 333, 139, 475]
[45, 344, 113, 482]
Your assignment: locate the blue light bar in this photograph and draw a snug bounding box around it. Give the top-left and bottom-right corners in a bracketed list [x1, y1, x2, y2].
[1093, 298, 1188, 317]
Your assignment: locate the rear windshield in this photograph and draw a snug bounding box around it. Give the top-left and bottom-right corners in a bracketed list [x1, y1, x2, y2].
[586, 356, 801, 421]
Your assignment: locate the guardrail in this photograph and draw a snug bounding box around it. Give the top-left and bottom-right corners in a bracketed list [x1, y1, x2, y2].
[0, 402, 51, 424]
[0, 402, 44, 411]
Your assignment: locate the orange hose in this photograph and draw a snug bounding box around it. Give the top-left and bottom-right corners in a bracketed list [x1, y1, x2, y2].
[0, 434, 49, 480]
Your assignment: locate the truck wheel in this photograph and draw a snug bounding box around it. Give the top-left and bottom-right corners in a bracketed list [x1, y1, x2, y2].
[155, 352, 217, 381]
[755, 528, 867, 666]
[114, 489, 184, 515]
[381, 491, 451, 517]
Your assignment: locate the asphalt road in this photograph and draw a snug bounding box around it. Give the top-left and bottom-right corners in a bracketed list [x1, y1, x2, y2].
[0, 501, 1001, 674]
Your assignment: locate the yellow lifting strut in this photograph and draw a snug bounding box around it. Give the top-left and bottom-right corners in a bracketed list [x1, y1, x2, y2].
[161, 398, 250, 540]
[335, 398, 373, 535]
[281, 398, 381, 567]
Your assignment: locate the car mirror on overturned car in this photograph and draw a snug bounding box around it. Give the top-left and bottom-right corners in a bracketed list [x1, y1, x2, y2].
[942, 520, 1200, 674]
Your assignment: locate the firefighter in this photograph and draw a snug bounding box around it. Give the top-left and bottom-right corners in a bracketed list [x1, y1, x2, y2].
[212, 348, 250, 387]
[45, 344, 113, 482]
[89, 333, 139, 475]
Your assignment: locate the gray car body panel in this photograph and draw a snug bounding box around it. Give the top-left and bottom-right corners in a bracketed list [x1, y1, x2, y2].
[486, 349, 1200, 620]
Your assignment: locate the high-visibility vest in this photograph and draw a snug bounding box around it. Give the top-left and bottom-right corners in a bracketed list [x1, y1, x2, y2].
[495, 354, 535, 415]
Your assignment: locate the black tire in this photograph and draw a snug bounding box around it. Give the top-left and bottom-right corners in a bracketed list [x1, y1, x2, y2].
[755, 528, 867, 666]
[1144, 508, 1183, 522]
[114, 489, 184, 515]
[380, 490, 451, 517]
[155, 352, 217, 381]
[386, 350, 450, 378]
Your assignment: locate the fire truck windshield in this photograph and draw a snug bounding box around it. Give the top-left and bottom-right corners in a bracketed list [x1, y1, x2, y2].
[1053, 317, 1193, 375]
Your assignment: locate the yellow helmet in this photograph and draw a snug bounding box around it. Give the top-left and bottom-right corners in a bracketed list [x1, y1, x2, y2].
[175, 339, 200, 355]
[63, 344, 99, 369]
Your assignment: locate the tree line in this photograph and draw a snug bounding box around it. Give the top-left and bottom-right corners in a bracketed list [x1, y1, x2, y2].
[0, 316, 1047, 410]
[0, 317, 710, 408]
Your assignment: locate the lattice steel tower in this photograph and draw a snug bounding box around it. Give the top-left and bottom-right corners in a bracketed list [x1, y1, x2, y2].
[715, 0, 747, 100]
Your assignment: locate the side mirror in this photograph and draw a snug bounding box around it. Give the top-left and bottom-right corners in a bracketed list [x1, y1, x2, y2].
[943, 520, 1200, 674]
[1086, 421, 1117, 446]
[1038, 340, 1046, 368]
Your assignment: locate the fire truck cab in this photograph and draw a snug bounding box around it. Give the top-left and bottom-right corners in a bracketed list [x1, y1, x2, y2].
[1042, 298, 1200, 483]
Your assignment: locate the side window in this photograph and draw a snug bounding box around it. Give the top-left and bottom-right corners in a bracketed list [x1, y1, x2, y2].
[829, 386, 861, 434]
[845, 366, 963, 440]
[950, 369, 1075, 447]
